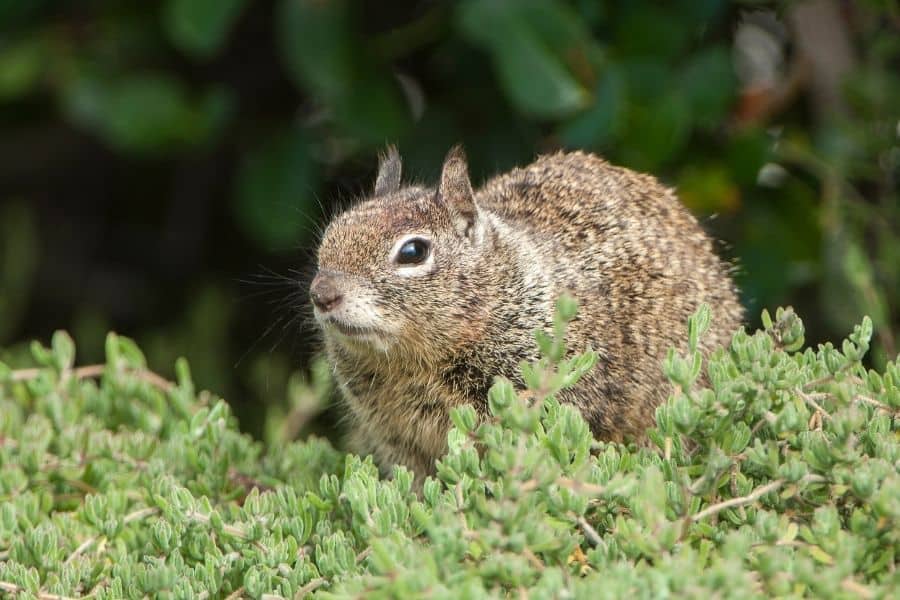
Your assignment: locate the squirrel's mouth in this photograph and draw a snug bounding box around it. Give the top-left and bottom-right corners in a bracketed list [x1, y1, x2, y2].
[322, 317, 380, 339]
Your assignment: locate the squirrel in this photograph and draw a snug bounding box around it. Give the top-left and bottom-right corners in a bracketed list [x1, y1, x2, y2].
[310, 146, 743, 481]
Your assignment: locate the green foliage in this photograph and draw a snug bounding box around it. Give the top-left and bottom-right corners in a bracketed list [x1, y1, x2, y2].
[2, 302, 898, 598]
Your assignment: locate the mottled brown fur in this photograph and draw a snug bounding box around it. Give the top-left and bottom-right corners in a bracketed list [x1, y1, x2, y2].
[311, 147, 743, 482]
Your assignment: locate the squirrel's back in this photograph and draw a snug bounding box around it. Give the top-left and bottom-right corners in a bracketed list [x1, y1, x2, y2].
[475, 151, 742, 438]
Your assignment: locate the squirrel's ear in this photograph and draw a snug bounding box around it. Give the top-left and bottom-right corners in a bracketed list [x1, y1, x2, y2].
[374, 145, 402, 196]
[438, 145, 477, 239]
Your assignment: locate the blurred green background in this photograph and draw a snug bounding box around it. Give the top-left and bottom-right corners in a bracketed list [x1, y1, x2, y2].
[1, 0, 897, 442]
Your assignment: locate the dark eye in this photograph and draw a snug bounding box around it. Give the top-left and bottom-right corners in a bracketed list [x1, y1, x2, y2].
[395, 238, 431, 265]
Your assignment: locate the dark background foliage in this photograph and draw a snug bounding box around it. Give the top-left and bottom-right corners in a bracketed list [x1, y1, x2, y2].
[0, 0, 897, 440]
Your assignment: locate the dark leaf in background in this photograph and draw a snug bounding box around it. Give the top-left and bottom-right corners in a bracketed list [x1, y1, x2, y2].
[0, 0, 46, 32]
[622, 88, 691, 170]
[163, 0, 248, 60]
[677, 164, 740, 214]
[614, 4, 691, 60]
[277, 0, 408, 144]
[561, 64, 625, 149]
[512, 0, 593, 53]
[673, 0, 728, 26]
[0, 203, 38, 345]
[457, 0, 590, 118]
[620, 57, 670, 101]
[0, 37, 44, 100]
[234, 130, 319, 250]
[61, 73, 234, 154]
[735, 180, 820, 310]
[822, 220, 893, 365]
[726, 130, 771, 185]
[681, 45, 736, 130]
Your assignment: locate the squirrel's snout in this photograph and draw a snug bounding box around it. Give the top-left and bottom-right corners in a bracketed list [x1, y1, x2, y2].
[310, 272, 344, 313]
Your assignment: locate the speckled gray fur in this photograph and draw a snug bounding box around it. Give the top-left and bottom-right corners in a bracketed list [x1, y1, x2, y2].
[312, 147, 743, 482]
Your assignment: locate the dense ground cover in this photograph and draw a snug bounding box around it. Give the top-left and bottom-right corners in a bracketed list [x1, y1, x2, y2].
[0, 302, 898, 598]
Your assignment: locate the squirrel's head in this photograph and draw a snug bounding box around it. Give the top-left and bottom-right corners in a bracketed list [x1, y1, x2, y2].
[312, 145, 493, 357]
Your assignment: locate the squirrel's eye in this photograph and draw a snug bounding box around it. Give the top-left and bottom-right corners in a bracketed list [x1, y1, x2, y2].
[395, 238, 431, 265]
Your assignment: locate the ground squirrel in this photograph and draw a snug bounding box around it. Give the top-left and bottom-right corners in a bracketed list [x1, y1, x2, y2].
[311, 146, 743, 480]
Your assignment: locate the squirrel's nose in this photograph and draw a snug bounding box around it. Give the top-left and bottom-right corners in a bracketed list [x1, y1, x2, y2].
[310, 272, 344, 312]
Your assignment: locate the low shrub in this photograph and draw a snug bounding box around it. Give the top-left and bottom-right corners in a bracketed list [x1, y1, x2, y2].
[0, 302, 897, 598]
